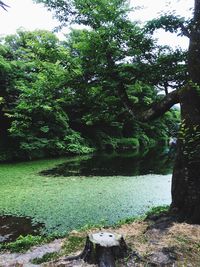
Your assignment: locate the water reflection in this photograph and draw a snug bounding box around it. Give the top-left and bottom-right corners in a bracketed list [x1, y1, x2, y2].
[41, 147, 174, 177]
[0, 215, 43, 243]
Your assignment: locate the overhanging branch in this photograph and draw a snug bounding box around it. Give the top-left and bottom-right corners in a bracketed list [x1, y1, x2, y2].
[0, 1, 9, 11]
[117, 83, 136, 118]
[139, 89, 180, 121]
[118, 85, 180, 122]
[180, 23, 190, 38]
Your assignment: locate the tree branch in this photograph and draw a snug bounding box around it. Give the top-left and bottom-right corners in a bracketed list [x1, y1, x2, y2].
[139, 89, 180, 121]
[180, 23, 190, 38]
[117, 82, 136, 118]
[0, 1, 9, 11]
[117, 80, 180, 122]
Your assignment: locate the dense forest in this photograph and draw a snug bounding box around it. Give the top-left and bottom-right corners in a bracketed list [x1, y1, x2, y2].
[0, 7, 182, 161]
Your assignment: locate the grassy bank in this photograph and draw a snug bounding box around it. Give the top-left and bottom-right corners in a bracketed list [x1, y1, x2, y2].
[0, 206, 168, 252]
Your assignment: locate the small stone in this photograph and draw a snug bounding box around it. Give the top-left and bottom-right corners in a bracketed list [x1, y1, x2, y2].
[148, 250, 175, 265]
[70, 230, 79, 235]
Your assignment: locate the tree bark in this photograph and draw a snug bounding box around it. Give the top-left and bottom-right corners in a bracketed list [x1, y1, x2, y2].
[170, 0, 200, 223]
[139, 89, 180, 121]
[170, 86, 200, 222]
[121, 0, 200, 223]
[132, 0, 200, 223]
[188, 0, 200, 84]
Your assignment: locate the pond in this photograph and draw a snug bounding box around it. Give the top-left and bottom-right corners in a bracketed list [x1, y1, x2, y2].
[0, 148, 174, 242]
[41, 148, 173, 177]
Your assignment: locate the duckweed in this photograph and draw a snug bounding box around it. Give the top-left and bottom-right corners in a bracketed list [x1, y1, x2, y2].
[0, 157, 172, 236]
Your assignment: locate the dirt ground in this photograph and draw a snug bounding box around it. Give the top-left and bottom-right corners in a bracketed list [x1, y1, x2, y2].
[1, 214, 200, 266]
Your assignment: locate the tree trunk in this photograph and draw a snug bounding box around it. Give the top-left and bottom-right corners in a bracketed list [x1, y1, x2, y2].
[170, 0, 200, 223]
[171, 86, 200, 223]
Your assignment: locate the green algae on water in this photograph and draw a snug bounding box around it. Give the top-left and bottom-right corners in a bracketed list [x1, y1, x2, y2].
[0, 156, 172, 236]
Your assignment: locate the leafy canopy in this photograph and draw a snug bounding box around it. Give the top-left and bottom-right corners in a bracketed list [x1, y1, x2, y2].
[34, 0, 130, 28]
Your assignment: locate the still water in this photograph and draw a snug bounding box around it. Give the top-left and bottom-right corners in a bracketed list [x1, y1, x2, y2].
[41, 148, 173, 177]
[0, 148, 173, 242]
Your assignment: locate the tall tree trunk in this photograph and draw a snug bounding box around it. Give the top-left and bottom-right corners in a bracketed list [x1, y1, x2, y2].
[170, 0, 200, 223]
[171, 86, 200, 223]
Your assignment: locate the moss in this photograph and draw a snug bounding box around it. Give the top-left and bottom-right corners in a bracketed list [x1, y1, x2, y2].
[0, 235, 48, 253]
[62, 236, 85, 255]
[180, 123, 200, 163]
[31, 252, 59, 264]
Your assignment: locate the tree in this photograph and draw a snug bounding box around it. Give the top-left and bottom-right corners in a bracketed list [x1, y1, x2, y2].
[63, 0, 183, 152]
[171, 0, 200, 223]
[0, 30, 93, 160]
[0, 24, 179, 160]
[137, 0, 200, 223]
[63, 18, 161, 147]
[35, 0, 200, 223]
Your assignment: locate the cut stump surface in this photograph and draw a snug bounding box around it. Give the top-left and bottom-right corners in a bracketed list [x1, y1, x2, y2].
[89, 232, 121, 247]
[80, 232, 128, 267]
[66, 232, 128, 267]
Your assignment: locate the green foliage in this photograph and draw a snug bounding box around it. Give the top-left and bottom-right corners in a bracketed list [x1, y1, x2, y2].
[1, 235, 46, 252]
[114, 216, 139, 226]
[0, 30, 93, 160]
[99, 136, 139, 151]
[179, 122, 200, 164]
[145, 14, 188, 35]
[34, 0, 130, 28]
[0, 0, 182, 161]
[145, 205, 170, 217]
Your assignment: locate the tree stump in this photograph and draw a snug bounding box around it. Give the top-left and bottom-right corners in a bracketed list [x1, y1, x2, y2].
[79, 232, 128, 267]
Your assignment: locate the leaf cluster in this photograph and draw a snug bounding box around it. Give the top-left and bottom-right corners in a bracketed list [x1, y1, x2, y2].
[0, 0, 184, 160]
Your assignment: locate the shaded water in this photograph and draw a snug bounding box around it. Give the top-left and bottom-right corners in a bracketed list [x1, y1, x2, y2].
[0, 215, 43, 243]
[41, 148, 173, 177]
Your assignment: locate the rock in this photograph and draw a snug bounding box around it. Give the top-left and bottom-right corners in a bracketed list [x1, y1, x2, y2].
[147, 247, 177, 266]
[0, 238, 64, 266]
[45, 259, 97, 267]
[70, 230, 79, 235]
